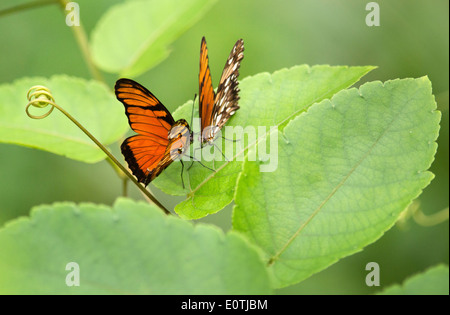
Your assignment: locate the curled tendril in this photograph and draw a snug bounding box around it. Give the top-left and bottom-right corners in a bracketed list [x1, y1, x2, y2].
[26, 85, 56, 119]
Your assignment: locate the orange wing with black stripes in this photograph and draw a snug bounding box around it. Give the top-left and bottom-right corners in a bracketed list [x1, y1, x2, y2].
[115, 78, 191, 186]
[199, 37, 244, 145]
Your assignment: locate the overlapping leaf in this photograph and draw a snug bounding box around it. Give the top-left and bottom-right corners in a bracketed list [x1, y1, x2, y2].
[378, 265, 449, 295]
[0, 198, 272, 294]
[91, 0, 217, 77]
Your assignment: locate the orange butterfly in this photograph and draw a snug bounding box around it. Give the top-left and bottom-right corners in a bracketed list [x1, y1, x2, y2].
[199, 37, 244, 146]
[115, 78, 192, 186]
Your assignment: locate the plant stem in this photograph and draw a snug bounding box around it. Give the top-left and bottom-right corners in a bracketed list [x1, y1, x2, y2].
[57, 0, 149, 204]
[0, 0, 58, 18]
[56, 0, 137, 196]
[122, 177, 128, 197]
[106, 156, 130, 198]
[57, 0, 104, 83]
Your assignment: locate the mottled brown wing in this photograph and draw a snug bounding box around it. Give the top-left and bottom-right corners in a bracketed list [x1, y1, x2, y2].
[115, 78, 177, 186]
[212, 38, 244, 132]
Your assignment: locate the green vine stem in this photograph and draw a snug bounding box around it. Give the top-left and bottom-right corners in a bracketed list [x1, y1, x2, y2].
[26, 85, 171, 215]
[57, 0, 104, 83]
[0, 0, 58, 18]
[413, 207, 449, 227]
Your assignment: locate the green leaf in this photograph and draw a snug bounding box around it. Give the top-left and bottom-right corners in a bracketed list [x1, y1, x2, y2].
[153, 65, 376, 219]
[232, 77, 440, 288]
[91, 0, 217, 77]
[378, 265, 449, 295]
[0, 198, 272, 294]
[0, 75, 128, 163]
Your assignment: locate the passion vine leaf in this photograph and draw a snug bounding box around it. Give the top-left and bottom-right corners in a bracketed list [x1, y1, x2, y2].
[153, 65, 376, 219]
[0, 198, 272, 294]
[90, 0, 218, 77]
[0, 75, 127, 163]
[232, 77, 441, 288]
[377, 265, 449, 295]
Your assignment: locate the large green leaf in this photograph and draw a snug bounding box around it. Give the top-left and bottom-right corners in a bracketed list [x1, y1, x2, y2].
[90, 0, 217, 77]
[232, 77, 440, 288]
[378, 265, 449, 295]
[0, 75, 127, 163]
[153, 65, 376, 219]
[0, 198, 272, 294]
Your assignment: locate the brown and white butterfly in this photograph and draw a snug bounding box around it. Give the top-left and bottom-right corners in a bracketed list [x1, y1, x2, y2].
[198, 36, 244, 146]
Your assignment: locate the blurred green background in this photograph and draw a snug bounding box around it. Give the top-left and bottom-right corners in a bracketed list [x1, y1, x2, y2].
[0, 0, 448, 294]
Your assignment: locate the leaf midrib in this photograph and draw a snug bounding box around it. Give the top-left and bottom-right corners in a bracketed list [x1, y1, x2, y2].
[267, 84, 417, 266]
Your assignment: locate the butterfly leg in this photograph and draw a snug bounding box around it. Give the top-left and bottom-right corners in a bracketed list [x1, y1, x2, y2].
[222, 135, 241, 143]
[186, 155, 215, 172]
[214, 143, 229, 162]
[187, 160, 195, 171]
[187, 146, 201, 171]
[198, 160, 215, 172]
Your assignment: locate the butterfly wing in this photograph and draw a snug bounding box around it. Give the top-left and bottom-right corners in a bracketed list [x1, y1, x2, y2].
[212, 38, 244, 132]
[121, 134, 169, 186]
[199, 36, 216, 142]
[199, 37, 244, 144]
[115, 78, 176, 186]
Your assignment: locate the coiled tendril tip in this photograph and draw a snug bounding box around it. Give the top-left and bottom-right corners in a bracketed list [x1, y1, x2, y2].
[26, 85, 56, 119]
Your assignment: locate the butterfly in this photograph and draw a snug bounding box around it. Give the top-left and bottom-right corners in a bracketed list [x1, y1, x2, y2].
[115, 78, 193, 187]
[199, 37, 244, 146]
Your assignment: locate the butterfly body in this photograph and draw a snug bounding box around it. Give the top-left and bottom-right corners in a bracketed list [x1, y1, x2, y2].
[166, 119, 193, 159]
[116, 79, 192, 186]
[199, 37, 244, 146]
